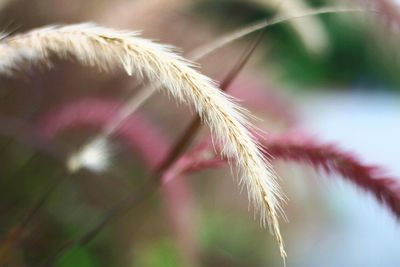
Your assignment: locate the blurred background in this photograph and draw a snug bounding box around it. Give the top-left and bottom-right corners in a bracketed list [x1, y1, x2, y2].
[0, 0, 400, 266]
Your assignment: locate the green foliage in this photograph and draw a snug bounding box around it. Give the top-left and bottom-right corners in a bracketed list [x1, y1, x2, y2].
[133, 239, 182, 267]
[55, 247, 99, 267]
[195, 0, 400, 90]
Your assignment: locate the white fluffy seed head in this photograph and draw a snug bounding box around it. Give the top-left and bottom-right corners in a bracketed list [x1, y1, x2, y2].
[67, 137, 111, 173]
[0, 24, 285, 258]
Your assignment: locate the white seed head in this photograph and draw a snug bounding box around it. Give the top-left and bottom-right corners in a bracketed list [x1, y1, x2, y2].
[67, 137, 111, 173]
[0, 24, 286, 258]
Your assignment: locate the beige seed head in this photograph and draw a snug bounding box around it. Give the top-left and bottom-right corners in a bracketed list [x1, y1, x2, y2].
[0, 24, 285, 258]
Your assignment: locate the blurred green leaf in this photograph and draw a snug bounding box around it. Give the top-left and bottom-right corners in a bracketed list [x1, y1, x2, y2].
[55, 247, 98, 267]
[133, 239, 182, 267]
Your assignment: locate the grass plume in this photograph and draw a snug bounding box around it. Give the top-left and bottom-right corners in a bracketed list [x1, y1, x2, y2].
[0, 24, 285, 257]
[266, 134, 400, 218]
[73, 6, 371, 152]
[176, 133, 400, 219]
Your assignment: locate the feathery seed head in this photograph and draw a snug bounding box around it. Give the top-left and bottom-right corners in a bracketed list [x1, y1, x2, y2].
[0, 23, 285, 258]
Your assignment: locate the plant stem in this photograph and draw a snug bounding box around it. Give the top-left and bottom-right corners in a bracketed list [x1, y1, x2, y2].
[156, 29, 266, 175]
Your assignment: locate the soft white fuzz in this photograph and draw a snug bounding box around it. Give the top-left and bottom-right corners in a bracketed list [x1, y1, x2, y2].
[67, 137, 111, 173]
[0, 24, 285, 257]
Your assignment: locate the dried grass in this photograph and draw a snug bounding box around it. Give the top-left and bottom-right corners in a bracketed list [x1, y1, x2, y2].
[88, 6, 370, 158]
[0, 23, 285, 257]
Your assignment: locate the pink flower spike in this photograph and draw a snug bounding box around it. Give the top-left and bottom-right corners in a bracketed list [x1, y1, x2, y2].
[175, 133, 400, 219]
[265, 133, 400, 219]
